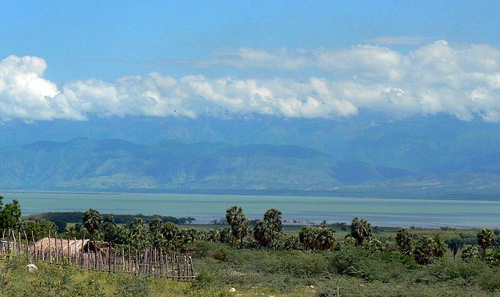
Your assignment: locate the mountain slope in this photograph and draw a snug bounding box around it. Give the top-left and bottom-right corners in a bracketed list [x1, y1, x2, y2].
[0, 138, 497, 197]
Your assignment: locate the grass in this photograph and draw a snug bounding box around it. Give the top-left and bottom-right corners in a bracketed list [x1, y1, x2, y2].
[0, 226, 498, 297]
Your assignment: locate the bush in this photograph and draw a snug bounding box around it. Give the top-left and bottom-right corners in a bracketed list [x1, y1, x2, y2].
[478, 268, 500, 292]
[115, 275, 151, 297]
[209, 248, 229, 262]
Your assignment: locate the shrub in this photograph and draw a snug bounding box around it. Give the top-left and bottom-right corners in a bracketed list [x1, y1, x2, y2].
[478, 268, 500, 292]
[209, 248, 229, 262]
[115, 275, 151, 297]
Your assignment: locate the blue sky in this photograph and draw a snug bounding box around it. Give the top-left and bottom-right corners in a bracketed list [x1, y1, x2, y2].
[2, 1, 499, 80]
[0, 1, 499, 123]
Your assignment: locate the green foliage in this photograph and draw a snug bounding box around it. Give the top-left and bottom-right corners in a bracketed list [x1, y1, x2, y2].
[413, 236, 445, 265]
[350, 217, 372, 246]
[445, 237, 464, 259]
[82, 209, 102, 237]
[253, 208, 283, 249]
[19, 219, 57, 241]
[461, 245, 480, 262]
[477, 228, 496, 257]
[478, 268, 500, 292]
[396, 228, 413, 255]
[115, 275, 151, 297]
[298, 225, 335, 251]
[225, 206, 250, 248]
[128, 218, 150, 250]
[25, 211, 189, 225]
[209, 248, 229, 262]
[0, 196, 22, 231]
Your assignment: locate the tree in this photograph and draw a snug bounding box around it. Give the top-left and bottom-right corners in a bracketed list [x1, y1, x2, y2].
[149, 217, 163, 247]
[263, 208, 283, 248]
[432, 235, 446, 258]
[102, 216, 119, 243]
[82, 209, 102, 237]
[161, 222, 179, 251]
[128, 218, 150, 250]
[82, 209, 102, 252]
[316, 227, 336, 250]
[0, 196, 22, 231]
[461, 245, 480, 261]
[396, 228, 413, 255]
[412, 236, 445, 265]
[50, 219, 67, 234]
[254, 208, 283, 249]
[253, 221, 271, 247]
[445, 237, 464, 259]
[413, 237, 435, 265]
[350, 217, 372, 246]
[19, 219, 57, 241]
[225, 206, 249, 248]
[477, 228, 496, 258]
[299, 226, 316, 250]
[298, 225, 335, 251]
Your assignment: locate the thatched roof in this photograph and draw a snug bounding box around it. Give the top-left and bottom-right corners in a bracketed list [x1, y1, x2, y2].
[33, 238, 111, 257]
[34, 238, 90, 256]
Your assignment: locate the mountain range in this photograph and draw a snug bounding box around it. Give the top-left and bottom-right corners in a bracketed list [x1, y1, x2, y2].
[0, 136, 498, 199]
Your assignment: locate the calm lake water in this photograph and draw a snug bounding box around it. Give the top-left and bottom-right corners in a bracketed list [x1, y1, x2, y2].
[2, 191, 499, 228]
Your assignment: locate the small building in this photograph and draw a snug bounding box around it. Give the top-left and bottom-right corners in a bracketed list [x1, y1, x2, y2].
[33, 238, 110, 258]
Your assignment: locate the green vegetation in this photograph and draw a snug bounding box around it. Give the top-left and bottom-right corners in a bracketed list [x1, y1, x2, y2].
[0, 199, 499, 296]
[24, 211, 195, 227]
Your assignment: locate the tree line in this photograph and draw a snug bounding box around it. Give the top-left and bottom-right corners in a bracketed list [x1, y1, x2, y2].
[0, 195, 498, 266]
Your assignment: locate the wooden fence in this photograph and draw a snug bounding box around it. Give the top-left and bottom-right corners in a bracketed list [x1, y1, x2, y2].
[0, 229, 196, 280]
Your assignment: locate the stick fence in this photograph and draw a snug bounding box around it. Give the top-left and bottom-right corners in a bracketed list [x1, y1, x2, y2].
[0, 230, 195, 280]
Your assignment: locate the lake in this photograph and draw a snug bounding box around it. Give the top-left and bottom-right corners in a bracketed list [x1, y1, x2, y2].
[1, 191, 499, 228]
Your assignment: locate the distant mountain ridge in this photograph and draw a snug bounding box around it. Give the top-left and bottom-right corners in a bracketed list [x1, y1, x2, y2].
[0, 138, 498, 198]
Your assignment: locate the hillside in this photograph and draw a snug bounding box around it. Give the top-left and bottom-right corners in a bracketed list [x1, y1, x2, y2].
[0, 138, 498, 197]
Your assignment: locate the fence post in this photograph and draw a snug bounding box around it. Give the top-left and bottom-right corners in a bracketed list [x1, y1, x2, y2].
[23, 232, 29, 260]
[55, 232, 59, 264]
[40, 236, 44, 262]
[48, 230, 52, 263]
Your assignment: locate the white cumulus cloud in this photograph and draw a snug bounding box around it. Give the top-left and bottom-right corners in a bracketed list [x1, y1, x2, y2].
[0, 40, 499, 122]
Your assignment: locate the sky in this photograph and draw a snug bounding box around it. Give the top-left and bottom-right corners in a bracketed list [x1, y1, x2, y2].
[0, 1, 499, 123]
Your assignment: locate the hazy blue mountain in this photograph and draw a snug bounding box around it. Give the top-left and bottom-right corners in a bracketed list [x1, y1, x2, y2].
[0, 113, 497, 174]
[0, 138, 498, 198]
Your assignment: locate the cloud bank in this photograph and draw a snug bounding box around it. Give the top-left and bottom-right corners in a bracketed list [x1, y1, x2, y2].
[0, 41, 499, 122]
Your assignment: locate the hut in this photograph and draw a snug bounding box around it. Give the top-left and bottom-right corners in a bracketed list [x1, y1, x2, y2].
[33, 238, 110, 259]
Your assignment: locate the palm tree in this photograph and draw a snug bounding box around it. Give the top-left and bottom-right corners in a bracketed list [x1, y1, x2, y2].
[253, 221, 270, 247]
[432, 235, 446, 258]
[477, 228, 496, 257]
[263, 208, 283, 248]
[82, 209, 102, 252]
[149, 217, 163, 248]
[299, 226, 316, 250]
[350, 217, 372, 246]
[225, 206, 249, 248]
[102, 215, 118, 243]
[161, 222, 179, 251]
[413, 237, 434, 265]
[445, 237, 464, 259]
[128, 218, 149, 250]
[225, 206, 240, 225]
[316, 227, 335, 251]
[396, 228, 413, 254]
